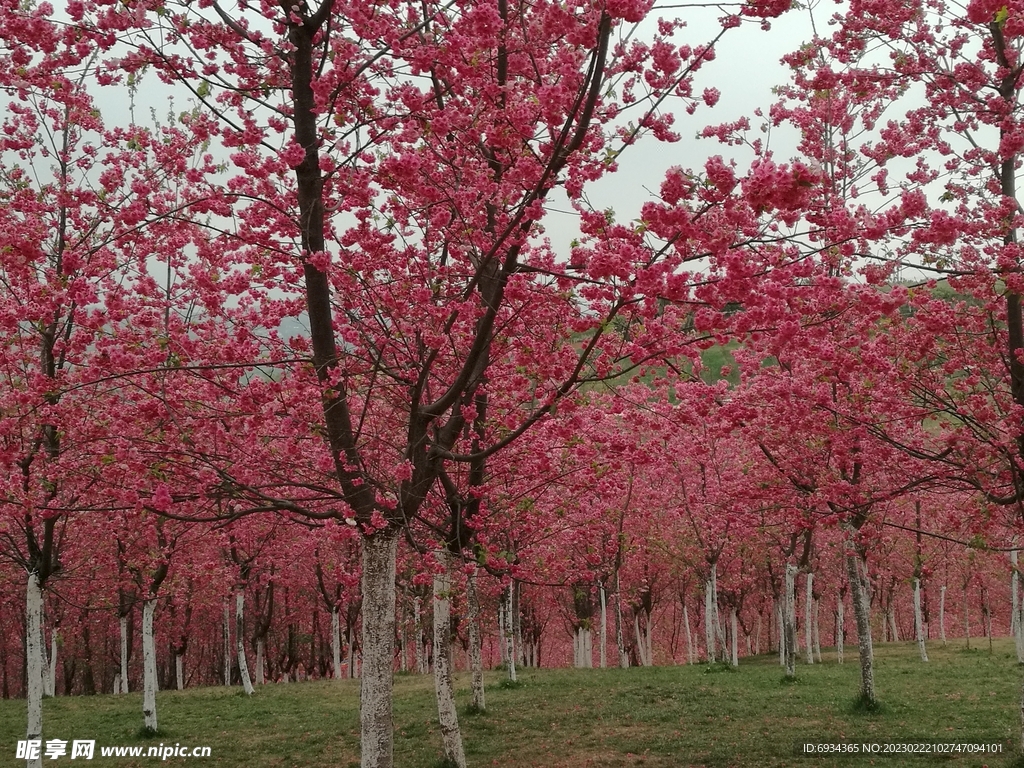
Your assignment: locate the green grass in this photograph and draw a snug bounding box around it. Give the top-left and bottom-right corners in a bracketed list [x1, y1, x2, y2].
[1, 640, 1020, 767]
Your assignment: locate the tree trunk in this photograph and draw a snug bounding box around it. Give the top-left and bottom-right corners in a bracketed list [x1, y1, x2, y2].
[614, 579, 627, 668]
[633, 614, 649, 667]
[331, 608, 342, 681]
[683, 605, 695, 664]
[142, 598, 158, 733]
[599, 585, 607, 669]
[804, 573, 814, 665]
[466, 569, 485, 711]
[413, 597, 426, 674]
[360, 530, 399, 768]
[704, 567, 718, 663]
[175, 653, 184, 690]
[120, 615, 130, 694]
[783, 564, 797, 677]
[913, 578, 928, 662]
[729, 608, 739, 667]
[223, 602, 231, 686]
[939, 585, 947, 646]
[846, 553, 876, 706]
[236, 592, 255, 695]
[26, 572, 43, 768]
[255, 638, 265, 685]
[836, 601, 845, 664]
[45, 632, 57, 697]
[504, 587, 517, 681]
[432, 552, 466, 768]
[776, 601, 784, 667]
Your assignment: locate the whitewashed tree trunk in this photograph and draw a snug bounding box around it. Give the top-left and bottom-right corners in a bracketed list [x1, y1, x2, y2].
[142, 598, 159, 733]
[413, 597, 426, 674]
[347, 625, 356, 679]
[776, 601, 785, 667]
[504, 587, 517, 681]
[1012, 550, 1020, 638]
[783, 564, 797, 677]
[26, 572, 44, 768]
[498, 600, 507, 666]
[812, 599, 822, 663]
[729, 608, 739, 667]
[45, 632, 57, 697]
[466, 569, 485, 711]
[331, 607, 342, 681]
[175, 653, 184, 690]
[886, 605, 899, 643]
[754, 612, 762, 655]
[846, 552, 876, 706]
[836, 601, 845, 664]
[120, 615, 130, 694]
[913, 578, 929, 662]
[963, 586, 971, 648]
[432, 552, 466, 768]
[683, 605, 695, 664]
[223, 602, 231, 686]
[704, 569, 717, 663]
[255, 638, 265, 685]
[360, 530, 398, 768]
[235, 592, 254, 696]
[599, 585, 607, 669]
[804, 573, 814, 665]
[614, 584, 628, 668]
[939, 585, 947, 645]
[634, 615, 649, 667]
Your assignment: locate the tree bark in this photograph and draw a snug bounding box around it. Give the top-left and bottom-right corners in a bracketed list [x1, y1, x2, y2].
[783, 564, 797, 677]
[846, 552, 876, 706]
[913, 578, 928, 662]
[413, 597, 426, 674]
[26, 571, 43, 768]
[836, 600, 845, 664]
[236, 592, 255, 695]
[255, 639, 265, 685]
[331, 607, 342, 680]
[729, 608, 739, 667]
[223, 602, 231, 686]
[599, 584, 607, 669]
[120, 615, 130, 694]
[939, 585, 947, 645]
[466, 569, 485, 711]
[504, 587, 518, 680]
[683, 605, 695, 664]
[142, 598, 159, 733]
[45, 632, 57, 697]
[804, 573, 814, 665]
[360, 530, 399, 768]
[174, 653, 184, 690]
[432, 552, 466, 768]
[704, 566, 718, 663]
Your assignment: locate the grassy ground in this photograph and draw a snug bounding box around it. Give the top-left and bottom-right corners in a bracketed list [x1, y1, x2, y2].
[0, 640, 1020, 767]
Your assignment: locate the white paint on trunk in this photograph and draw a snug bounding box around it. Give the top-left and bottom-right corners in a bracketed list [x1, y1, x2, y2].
[504, 587, 518, 680]
[45, 632, 57, 697]
[235, 592, 254, 695]
[255, 638, 265, 685]
[26, 572, 43, 768]
[413, 597, 425, 674]
[360, 530, 398, 768]
[886, 605, 899, 643]
[704, 567, 718, 663]
[836, 600, 845, 664]
[331, 608, 341, 680]
[599, 585, 607, 669]
[1013, 551, 1024, 663]
[614, 584, 628, 668]
[432, 553, 466, 767]
[846, 552, 876, 706]
[783, 564, 797, 677]
[347, 625, 356, 679]
[466, 569, 485, 710]
[812, 599, 822, 663]
[119, 615, 129, 694]
[175, 653, 184, 690]
[913, 578, 929, 662]
[939, 585, 947, 645]
[223, 602, 231, 686]
[804, 573, 814, 665]
[683, 605, 695, 664]
[142, 598, 159, 733]
[633, 614, 649, 667]
[729, 608, 739, 667]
